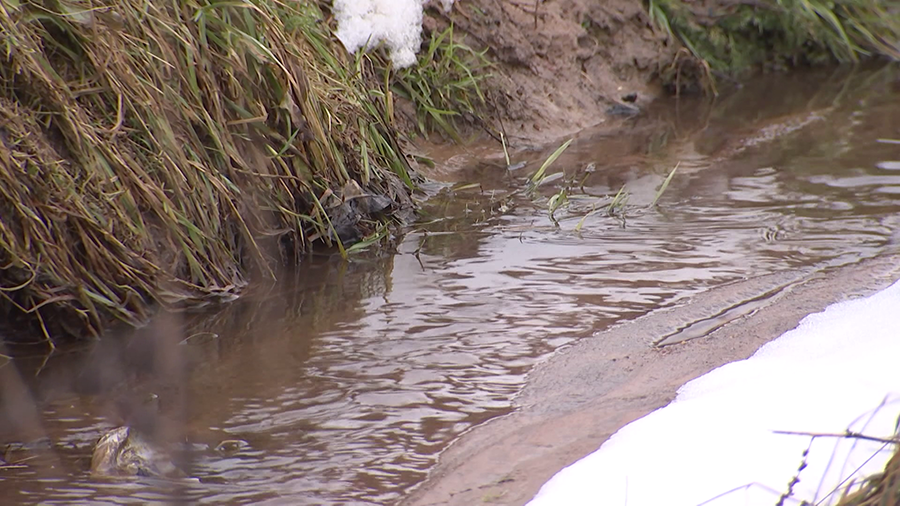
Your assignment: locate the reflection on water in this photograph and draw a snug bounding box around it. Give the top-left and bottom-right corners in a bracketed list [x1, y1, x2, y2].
[2, 65, 900, 504]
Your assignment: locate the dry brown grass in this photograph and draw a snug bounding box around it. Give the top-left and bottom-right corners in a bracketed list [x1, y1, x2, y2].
[836, 444, 900, 506]
[0, 1, 415, 343]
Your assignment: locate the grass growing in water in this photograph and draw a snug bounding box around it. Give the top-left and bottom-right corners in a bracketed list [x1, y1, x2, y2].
[530, 138, 574, 186]
[0, 1, 415, 342]
[524, 140, 679, 229]
[651, 163, 680, 207]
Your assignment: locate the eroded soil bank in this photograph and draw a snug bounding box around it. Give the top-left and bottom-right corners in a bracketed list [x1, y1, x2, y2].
[423, 0, 899, 146]
[425, 0, 675, 144]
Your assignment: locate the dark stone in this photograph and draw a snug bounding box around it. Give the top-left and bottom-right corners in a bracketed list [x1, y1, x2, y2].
[606, 102, 640, 116]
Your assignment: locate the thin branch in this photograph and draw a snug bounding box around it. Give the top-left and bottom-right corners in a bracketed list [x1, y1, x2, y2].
[773, 429, 900, 446]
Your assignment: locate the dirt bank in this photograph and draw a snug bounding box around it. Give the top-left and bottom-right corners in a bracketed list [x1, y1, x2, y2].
[402, 254, 900, 506]
[424, 0, 900, 146]
[427, 0, 677, 144]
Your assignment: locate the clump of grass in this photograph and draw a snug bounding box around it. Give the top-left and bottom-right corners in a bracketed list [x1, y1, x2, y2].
[647, 0, 900, 77]
[770, 415, 900, 506]
[389, 24, 491, 142]
[0, 1, 415, 343]
[605, 185, 631, 226]
[521, 139, 678, 230]
[834, 442, 900, 505]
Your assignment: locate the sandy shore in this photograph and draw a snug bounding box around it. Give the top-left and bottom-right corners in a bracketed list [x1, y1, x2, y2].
[403, 252, 900, 506]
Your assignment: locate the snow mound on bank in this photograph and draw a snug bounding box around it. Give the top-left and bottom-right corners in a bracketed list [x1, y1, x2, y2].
[528, 279, 900, 506]
[333, 0, 454, 69]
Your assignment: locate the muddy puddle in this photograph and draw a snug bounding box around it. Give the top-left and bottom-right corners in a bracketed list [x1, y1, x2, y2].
[2, 65, 899, 505]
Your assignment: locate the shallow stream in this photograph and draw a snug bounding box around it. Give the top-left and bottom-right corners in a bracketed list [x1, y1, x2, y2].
[2, 65, 899, 504]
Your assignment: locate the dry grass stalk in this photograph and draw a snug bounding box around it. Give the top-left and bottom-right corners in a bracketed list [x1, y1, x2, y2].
[0, 0, 415, 342]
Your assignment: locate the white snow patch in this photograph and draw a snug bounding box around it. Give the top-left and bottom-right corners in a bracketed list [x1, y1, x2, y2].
[528, 279, 900, 506]
[333, 0, 455, 69]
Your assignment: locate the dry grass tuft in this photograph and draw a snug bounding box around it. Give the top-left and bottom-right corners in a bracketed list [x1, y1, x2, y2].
[0, 0, 415, 342]
[836, 443, 900, 506]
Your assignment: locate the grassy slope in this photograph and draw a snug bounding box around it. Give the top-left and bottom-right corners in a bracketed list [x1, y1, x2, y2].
[648, 0, 900, 87]
[0, 0, 414, 343]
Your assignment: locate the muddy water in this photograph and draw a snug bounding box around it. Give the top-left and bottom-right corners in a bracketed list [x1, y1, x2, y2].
[2, 66, 899, 505]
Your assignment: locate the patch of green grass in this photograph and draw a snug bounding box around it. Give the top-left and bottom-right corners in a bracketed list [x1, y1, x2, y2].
[389, 24, 492, 142]
[647, 0, 900, 76]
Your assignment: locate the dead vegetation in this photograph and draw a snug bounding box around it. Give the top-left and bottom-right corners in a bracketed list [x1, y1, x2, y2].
[0, 0, 416, 344]
[836, 443, 900, 506]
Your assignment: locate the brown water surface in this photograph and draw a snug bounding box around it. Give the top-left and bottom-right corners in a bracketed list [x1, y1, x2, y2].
[2, 65, 900, 505]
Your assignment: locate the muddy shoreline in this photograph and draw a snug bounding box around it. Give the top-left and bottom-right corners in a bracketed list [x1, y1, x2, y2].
[403, 253, 900, 506]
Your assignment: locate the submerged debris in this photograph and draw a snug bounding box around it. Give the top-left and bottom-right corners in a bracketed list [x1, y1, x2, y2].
[91, 426, 181, 478]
